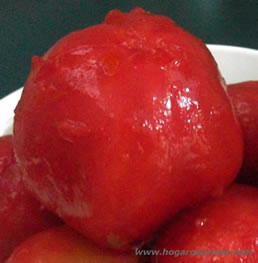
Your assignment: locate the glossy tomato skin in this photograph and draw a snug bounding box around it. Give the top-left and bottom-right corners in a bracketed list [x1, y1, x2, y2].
[5, 225, 139, 263]
[14, 8, 243, 250]
[152, 184, 258, 263]
[228, 81, 258, 186]
[0, 136, 60, 262]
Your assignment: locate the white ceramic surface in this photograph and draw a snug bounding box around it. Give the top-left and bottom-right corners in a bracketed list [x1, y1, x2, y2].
[0, 45, 257, 137]
[208, 44, 258, 84]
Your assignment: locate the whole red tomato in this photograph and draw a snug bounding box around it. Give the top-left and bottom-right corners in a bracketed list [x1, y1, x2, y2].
[14, 8, 243, 250]
[152, 184, 258, 263]
[228, 81, 258, 186]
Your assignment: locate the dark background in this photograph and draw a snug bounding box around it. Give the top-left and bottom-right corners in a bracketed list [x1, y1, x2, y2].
[1, 0, 258, 99]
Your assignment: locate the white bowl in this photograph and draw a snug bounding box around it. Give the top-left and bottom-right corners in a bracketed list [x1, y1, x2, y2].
[0, 45, 258, 136]
[208, 44, 258, 83]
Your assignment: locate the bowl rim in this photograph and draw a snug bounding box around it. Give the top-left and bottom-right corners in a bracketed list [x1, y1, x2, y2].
[207, 44, 258, 54]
